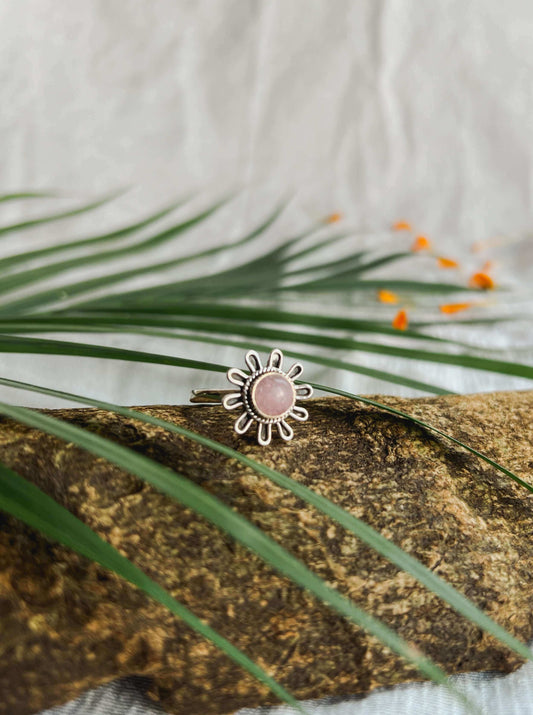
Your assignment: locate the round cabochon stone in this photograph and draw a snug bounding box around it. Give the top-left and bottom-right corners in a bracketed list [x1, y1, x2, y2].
[251, 373, 295, 418]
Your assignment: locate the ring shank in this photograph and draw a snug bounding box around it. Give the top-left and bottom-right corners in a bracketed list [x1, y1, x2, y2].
[189, 389, 234, 404]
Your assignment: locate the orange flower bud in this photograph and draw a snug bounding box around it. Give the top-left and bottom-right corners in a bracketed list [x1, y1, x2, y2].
[392, 309, 409, 330]
[437, 256, 459, 269]
[469, 272, 495, 290]
[324, 212, 343, 224]
[411, 235, 432, 252]
[439, 303, 473, 314]
[377, 289, 399, 304]
[392, 220, 412, 231]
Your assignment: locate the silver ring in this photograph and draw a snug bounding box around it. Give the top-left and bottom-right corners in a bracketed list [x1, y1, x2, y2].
[190, 349, 313, 446]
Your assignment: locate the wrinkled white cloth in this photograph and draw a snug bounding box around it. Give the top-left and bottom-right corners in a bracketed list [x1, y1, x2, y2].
[1, 1, 533, 713]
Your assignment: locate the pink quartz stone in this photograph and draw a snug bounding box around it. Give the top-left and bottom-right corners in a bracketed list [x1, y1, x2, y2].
[251, 373, 295, 418]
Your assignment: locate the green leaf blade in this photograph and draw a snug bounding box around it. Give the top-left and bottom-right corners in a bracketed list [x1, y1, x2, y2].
[0, 461, 305, 712]
[0, 400, 476, 709]
[0, 192, 124, 238]
[0, 375, 530, 673]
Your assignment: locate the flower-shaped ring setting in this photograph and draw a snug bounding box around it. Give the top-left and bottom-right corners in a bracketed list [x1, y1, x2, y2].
[191, 349, 313, 445]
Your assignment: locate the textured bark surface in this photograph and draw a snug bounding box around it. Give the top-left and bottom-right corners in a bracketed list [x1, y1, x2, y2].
[0, 392, 532, 715]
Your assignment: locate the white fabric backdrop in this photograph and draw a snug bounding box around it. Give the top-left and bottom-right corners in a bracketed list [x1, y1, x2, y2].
[1, 1, 533, 713]
[4, 0, 533, 236]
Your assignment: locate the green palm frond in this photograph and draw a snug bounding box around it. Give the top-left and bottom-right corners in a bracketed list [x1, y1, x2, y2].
[0, 191, 122, 238]
[0, 390, 480, 714]
[0, 191, 57, 203]
[0, 192, 530, 713]
[2, 375, 530, 662]
[0, 460, 306, 713]
[0, 196, 189, 271]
